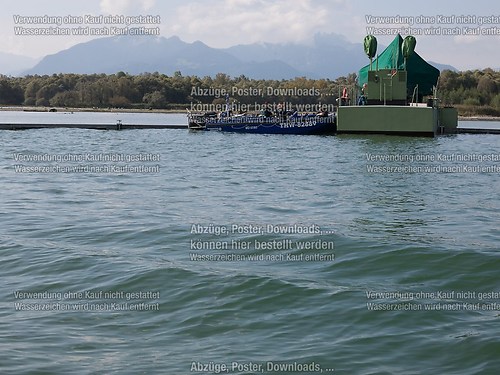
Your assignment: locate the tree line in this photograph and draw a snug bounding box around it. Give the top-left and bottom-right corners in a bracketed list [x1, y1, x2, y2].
[0, 69, 498, 115]
[0, 71, 355, 110]
[438, 68, 500, 116]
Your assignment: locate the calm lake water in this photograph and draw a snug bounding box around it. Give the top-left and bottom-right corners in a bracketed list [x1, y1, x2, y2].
[1, 111, 499, 374]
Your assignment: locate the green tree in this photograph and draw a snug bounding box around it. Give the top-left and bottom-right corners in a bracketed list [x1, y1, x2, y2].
[490, 94, 500, 110]
[143, 91, 166, 108]
[0, 78, 24, 104]
[477, 75, 497, 95]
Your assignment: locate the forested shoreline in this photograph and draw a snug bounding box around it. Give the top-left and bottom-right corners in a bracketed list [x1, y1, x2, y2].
[0, 69, 499, 116]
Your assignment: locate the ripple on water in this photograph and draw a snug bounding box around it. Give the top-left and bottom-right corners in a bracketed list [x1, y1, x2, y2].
[1, 118, 499, 373]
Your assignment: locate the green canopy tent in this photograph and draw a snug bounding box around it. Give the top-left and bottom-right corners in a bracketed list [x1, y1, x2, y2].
[358, 34, 439, 98]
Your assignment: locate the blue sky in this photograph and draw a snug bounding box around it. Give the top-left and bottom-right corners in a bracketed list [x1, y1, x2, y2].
[1, 0, 499, 70]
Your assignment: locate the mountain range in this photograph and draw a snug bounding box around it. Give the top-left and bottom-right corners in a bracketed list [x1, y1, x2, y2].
[6, 34, 457, 79]
[0, 52, 39, 76]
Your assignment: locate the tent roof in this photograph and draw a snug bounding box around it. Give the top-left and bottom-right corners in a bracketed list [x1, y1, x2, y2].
[358, 34, 439, 95]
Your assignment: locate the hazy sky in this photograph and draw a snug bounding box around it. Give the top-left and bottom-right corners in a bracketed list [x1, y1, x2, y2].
[1, 0, 499, 70]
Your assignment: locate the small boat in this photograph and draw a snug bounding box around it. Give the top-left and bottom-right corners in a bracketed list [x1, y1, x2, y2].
[187, 110, 336, 135]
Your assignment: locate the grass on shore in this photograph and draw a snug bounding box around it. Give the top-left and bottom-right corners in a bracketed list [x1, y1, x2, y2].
[454, 104, 500, 118]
